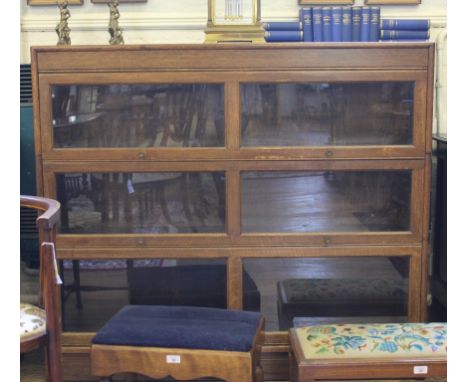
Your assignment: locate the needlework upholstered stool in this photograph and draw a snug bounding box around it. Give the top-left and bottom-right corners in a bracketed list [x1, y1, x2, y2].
[289, 323, 447, 381]
[277, 278, 407, 330]
[91, 305, 265, 381]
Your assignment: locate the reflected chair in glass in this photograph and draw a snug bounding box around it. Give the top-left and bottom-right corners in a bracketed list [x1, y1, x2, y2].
[20, 195, 63, 382]
[159, 85, 214, 229]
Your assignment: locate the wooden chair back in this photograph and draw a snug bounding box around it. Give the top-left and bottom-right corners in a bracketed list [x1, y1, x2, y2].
[21, 195, 63, 381]
[21, 195, 60, 306]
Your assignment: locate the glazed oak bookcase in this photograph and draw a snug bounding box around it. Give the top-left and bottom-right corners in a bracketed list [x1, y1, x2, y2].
[31, 43, 434, 381]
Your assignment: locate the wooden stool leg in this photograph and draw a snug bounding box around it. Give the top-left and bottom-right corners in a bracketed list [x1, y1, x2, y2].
[289, 350, 300, 382]
[255, 365, 264, 382]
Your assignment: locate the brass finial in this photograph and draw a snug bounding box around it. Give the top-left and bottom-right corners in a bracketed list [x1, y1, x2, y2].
[56, 0, 71, 46]
[108, 0, 124, 45]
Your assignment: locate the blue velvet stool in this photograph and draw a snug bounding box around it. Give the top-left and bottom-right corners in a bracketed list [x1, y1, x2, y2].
[91, 305, 265, 381]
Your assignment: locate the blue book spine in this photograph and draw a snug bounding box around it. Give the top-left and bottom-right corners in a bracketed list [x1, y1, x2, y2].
[322, 7, 332, 42]
[264, 22, 303, 31]
[331, 7, 343, 42]
[370, 7, 380, 41]
[361, 6, 371, 42]
[342, 6, 352, 42]
[300, 8, 313, 42]
[312, 7, 323, 42]
[380, 30, 430, 40]
[352, 6, 362, 42]
[265, 31, 303, 42]
[381, 19, 430, 31]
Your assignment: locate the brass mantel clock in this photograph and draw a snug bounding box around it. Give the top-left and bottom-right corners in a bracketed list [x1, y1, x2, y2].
[204, 0, 265, 43]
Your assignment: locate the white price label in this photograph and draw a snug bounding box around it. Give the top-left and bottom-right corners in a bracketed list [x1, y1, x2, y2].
[413, 365, 428, 374]
[166, 355, 181, 364]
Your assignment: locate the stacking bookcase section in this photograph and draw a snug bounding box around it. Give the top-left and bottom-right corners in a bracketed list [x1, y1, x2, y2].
[32, 44, 434, 381]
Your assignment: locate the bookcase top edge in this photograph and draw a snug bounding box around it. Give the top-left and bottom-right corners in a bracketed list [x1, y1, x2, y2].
[31, 42, 434, 53]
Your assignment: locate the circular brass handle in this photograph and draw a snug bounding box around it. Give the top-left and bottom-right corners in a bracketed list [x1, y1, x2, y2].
[324, 237, 331, 246]
[138, 152, 146, 160]
[137, 239, 145, 246]
[325, 150, 333, 158]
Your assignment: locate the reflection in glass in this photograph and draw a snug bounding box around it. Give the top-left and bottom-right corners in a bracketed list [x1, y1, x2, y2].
[61, 259, 259, 331]
[56, 172, 226, 234]
[243, 257, 409, 331]
[242, 171, 411, 233]
[241, 82, 414, 146]
[52, 84, 224, 147]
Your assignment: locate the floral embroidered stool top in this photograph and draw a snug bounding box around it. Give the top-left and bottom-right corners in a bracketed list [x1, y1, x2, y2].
[293, 323, 447, 360]
[20, 303, 46, 343]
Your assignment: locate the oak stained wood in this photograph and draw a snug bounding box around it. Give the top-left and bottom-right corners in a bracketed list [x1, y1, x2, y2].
[37, 70, 428, 160]
[33, 44, 431, 72]
[31, 44, 435, 380]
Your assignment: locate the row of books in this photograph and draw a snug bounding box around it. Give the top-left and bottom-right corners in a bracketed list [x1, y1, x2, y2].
[264, 7, 430, 42]
[264, 6, 382, 42]
[307, 6, 381, 42]
[380, 19, 430, 41]
[264, 21, 304, 42]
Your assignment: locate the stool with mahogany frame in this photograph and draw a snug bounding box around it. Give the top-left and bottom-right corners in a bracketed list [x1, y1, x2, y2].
[289, 323, 447, 382]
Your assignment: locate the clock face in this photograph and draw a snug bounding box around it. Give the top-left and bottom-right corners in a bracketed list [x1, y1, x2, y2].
[212, 0, 256, 25]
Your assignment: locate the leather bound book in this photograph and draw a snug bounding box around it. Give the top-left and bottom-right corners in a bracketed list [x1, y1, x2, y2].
[342, 6, 352, 42]
[380, 30, 430, 40]
[381, 19, 430, 31]
[361, 6, 371, 42]
[370, 7, 381, 41]
[264, 21, 303, 31]
[331, 7, 343, 42]
[312, 7, 323, 42]
[352, 6, 362, 42]
[300, 8, 313, 42]
[265, 30, 303, 42]
[322, 6, 332, 42]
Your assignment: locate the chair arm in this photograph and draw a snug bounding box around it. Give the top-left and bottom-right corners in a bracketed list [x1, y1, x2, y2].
[20, 195, 61, 230]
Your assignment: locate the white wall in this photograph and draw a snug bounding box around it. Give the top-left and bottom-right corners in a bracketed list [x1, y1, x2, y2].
[20, 0, 447, 134]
